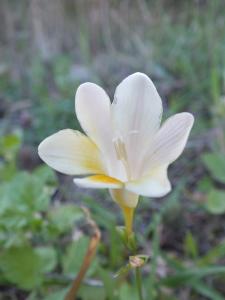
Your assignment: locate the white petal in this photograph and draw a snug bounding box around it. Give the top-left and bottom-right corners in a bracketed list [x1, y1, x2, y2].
[74, 175, 123, 189]
[112, 73, 163, 179]
[126, 166, 171, 197]
[141, 112, 194, 175]
[38, 129, 106, 175]
[75, 82, 123, 179]
[75, 82, 111, 151]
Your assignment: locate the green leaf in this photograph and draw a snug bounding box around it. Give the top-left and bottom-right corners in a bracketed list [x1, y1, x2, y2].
[78, 284, 106, 300]
[192, 281, 225, 300]
[83, 196, 116, 228]
[205, 189, 225, 214]
[202, 153, 225, 183]
[0, 162, 17, 181]
[109, 227, 124, 268]
[197, 177, 213, 193]
[98, 268, 116, 300]
[119, 282, 138, 300]
[44, 288, 69, 300]
[62, 236, 97, 277]
[33, 165, 57, 186]
[160, 266, 225, 288]
[48, 204, 84, 234]
[1, 172, 50, 212]
[0, 133, 21, 157]
[0, 246, 43, 290]
[184, 231, 198, 259]
[197, 241, 225, 266]
[35, 246, 57, 273]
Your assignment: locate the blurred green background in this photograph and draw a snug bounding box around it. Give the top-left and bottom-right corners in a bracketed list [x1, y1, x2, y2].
[0, 0, 225, 299]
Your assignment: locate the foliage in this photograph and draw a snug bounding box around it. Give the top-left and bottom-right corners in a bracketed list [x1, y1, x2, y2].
[1, 1, 225, 299]
[202, 153, 225, 184]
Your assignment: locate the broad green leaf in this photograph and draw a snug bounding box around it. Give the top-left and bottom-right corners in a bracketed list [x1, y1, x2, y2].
[35, 246, 57, 273]
[0, 246, 43, 290]
[0, 172, 50, 212]
[48, 204, 84, 234]
[33, 165, 57, 186]
[202, 153, 225, 183]
[44, 288, 69, 300]
[62, 236, 97, 277]
[78, 284, 106, 300]
[0, 162, 17, 181]
[205, 189, 225, 214]
[0, 133, 21, 157]
[0, 172, 50, 248]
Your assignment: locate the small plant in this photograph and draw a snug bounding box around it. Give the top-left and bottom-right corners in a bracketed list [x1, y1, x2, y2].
[38, 72, 194, 299]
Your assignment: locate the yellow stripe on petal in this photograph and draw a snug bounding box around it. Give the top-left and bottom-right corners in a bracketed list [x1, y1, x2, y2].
[89, 175, 122, 184]
[74, 175, 123, 189]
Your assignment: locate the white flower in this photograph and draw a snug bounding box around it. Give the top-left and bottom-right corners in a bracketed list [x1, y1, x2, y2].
[38, 73, 194, 209]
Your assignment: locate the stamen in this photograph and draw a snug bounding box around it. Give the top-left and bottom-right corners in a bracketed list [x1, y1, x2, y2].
[113, 138, 127, 161]
[113, 137, 131, 179]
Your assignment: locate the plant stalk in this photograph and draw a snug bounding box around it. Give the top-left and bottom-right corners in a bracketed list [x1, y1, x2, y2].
[122, 205, 144, 300]
[122, 205, 134, 237]
[135, 267, 144, 300]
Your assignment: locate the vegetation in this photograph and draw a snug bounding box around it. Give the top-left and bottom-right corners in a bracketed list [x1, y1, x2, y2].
[0, 1, 225, 299]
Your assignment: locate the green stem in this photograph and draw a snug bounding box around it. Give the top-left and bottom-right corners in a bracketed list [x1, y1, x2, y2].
[148, 214, 161, 298]
[122, 205, 134, 237]
[121, 204, 144, 299]
[135, 267, 144, 300]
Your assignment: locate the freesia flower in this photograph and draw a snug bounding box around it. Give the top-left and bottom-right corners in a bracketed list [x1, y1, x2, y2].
[38, 73, 194, 234]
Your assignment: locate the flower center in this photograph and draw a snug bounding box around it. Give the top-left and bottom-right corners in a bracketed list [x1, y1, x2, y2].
[113, 137, 131, 180]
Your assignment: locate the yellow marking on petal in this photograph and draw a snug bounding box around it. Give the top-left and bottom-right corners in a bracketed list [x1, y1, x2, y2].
[73, 132, 106, 174]
[89, 175, 123, 185]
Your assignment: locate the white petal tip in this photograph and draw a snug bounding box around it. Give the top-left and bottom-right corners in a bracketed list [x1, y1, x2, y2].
[76, 82, 98, 93]
[179, 112, 195, 126]
[120, 72, 153, 84]
[75, 82, 108, 101]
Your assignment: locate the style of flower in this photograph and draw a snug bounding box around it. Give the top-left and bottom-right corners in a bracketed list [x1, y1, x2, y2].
[38, 73, 194, 234]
